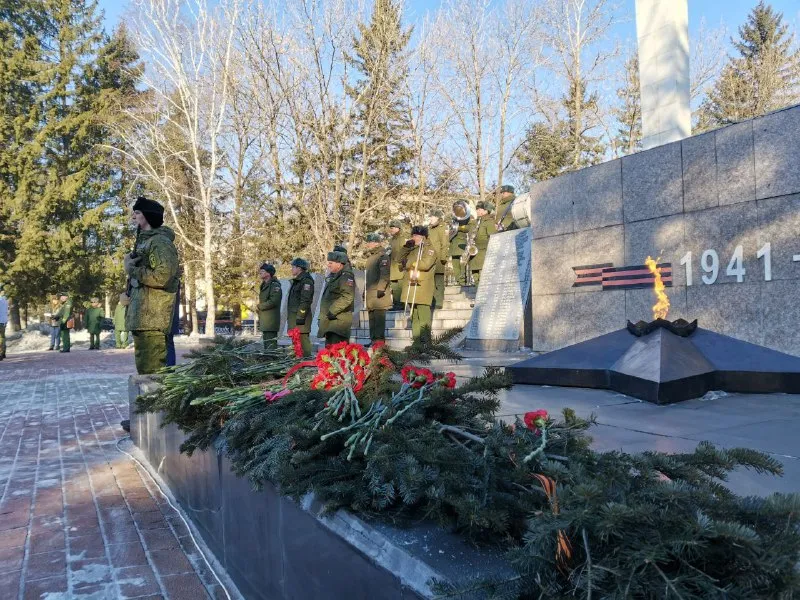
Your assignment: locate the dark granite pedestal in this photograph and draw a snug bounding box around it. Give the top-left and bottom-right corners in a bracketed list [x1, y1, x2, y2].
[129, 376, 511, 600]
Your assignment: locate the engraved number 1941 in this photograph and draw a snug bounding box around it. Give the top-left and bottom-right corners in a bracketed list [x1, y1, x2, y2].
[680, 244, 772, 285]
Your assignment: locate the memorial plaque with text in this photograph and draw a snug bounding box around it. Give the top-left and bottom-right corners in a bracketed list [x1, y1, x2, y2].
[466, 228, 532, 345]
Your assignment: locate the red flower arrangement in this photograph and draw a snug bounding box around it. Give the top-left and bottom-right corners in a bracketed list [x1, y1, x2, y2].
[401, 365, 435, 388]
[312, 342, 371, 392]
[287, 327, 304, 358]
[441, 372, 457, 389]
[524, 409, 549, 433]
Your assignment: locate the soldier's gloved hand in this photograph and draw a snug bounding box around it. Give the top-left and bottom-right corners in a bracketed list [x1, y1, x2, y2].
[404, 240, 415, 248]
[327, 312, 336, 321]
[123, 252, 140, 272]
[296, 317, 306, 326]
[377, 290, 386, 299]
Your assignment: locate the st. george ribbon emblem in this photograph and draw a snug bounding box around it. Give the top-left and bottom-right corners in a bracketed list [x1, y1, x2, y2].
[572, 262, 672, 290]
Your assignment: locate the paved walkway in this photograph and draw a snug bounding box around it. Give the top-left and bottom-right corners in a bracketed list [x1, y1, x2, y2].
[0, 349, 226, 600]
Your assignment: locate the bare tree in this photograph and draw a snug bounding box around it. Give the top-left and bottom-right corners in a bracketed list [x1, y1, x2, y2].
[691, 18, 727, 103]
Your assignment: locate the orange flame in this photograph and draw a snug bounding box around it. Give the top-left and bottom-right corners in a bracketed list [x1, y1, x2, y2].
[645, 256, 670, 320]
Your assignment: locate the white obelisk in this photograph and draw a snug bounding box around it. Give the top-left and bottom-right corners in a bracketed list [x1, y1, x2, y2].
[635, 0, 691, 150]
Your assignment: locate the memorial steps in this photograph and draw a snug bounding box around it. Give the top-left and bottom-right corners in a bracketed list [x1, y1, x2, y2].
[351, 285, 476, 349]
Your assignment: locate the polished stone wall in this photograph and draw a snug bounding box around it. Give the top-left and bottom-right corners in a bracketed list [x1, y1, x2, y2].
[529, 104, 800, 355]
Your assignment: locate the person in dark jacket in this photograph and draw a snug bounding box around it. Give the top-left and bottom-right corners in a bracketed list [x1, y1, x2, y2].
[286, 258, 315, 357]
[257, 263, 282, 350]
[165, 279, 180, 367]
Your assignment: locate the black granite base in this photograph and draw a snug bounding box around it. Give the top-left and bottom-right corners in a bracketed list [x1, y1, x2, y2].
[508, 327, 800, 404]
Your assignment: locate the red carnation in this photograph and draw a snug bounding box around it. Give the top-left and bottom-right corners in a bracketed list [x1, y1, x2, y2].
[440, 372, 457, 389]
[523, 410, 549, 432]
[287, 327, 304, 358]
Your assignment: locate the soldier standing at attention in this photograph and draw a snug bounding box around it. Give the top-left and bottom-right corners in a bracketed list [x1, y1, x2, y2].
[469, 201, 498, 285]
[85, 297, 104, 350]
[387, 219, 406, 310]
[318, 250, 355, 347]
[449, 202, 472, 286]
[287, 258, 315, 357]
[363, 233, 392, 344]
[494, 185, 517, 232]
[257, 263, 282, 350]
[113, 293, 130, 349]
[426, 209, 448, 313]
[55, 292, 73, 353]
[399, 226, 437, 344]
[125, 196, 180, 374]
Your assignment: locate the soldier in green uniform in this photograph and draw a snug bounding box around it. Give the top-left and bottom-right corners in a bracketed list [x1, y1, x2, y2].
[449, 201, 473, 285]
[85, 297, 104, 350]
[55, 292, 73, 353]
[363, 233, 392, 344]
[427, 209, 449, 313]
[287, 258, 315, 357]
[468, 201, 498, 285]
[125, 196, 180, 375]
[318, 251, 355, 347]
[113, 293, 130, 349]
[399, 226, 437, 343]
[494, 185, 517, 232]
[387, 219, 407, 310]
[257, 263, 282, 350]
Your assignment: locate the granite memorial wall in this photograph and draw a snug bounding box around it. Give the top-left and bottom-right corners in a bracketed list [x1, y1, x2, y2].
[528, 103, 800, 355]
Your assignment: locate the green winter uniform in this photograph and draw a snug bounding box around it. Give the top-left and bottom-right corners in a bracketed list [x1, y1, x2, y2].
[125, 226, 180, 374]
[258, 278, 283, 349]
[399, 241, 437, 342]
[85, 306, 104, 349]
[468, 216, 497, 283]
[364, 247, 392, 342]
[287, 271, 315, 356]
[427, 221, 449, 310]
[318, 267, 355, 346]
[388, 228, 408, 309]
[56, 298, 73, 352]
[449, 219, 472, 285]
[495, 194, 517, 231]
[113, 303, 129, 348]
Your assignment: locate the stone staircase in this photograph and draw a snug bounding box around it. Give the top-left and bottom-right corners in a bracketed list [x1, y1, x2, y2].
[351, 286, 476, 349]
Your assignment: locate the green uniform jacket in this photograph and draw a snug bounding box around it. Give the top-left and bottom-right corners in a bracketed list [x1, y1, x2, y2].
[85, 307, 104, 335]
[55, 299, 73, 327]
[469, 217, 497, 271]
[399, 241, 437, 306]
[449, 219, 472, 258]
[389, 230, 407, 281]
[287, 271, 315, 334]
[428, 222, 449, 275]
[258, 279, 283, 332]
[318, 267, 355, 338]
[496, 195, 516, 231]
[125, 226, 180, 333]
[113, 303, 127, 331]
[365, 247, 392, 311]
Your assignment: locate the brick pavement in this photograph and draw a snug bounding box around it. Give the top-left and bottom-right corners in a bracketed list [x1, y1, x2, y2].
[0, 349, 227, 599]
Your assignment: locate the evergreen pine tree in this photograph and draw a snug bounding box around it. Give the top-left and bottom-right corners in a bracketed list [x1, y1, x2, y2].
[563, 78, 605, 168]
[345, 0, 414, 229]
[613, 54, 642, 155]
[699, 1, 800, 127]
[515, 121, 571, 183]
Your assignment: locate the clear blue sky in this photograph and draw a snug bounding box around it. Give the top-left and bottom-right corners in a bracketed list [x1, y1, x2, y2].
[98, 0, 800, 40]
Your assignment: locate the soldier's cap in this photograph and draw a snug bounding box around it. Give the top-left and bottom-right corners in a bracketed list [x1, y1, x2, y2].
[332, 244, 348, 255]
[411, 225, 429, 237]
[387, 219, 402, 229]
[290, 258, 309, 270]
[132, 196, 164, 228]
[429, 208, 444, 218]
[365, 232, 383, 243]
[476, 200, 495, 212]
[58, 291, 68, 297]
[327, 251, 348, 264]
[500, 184, 515, 194]
[259, 263, 276, 275]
